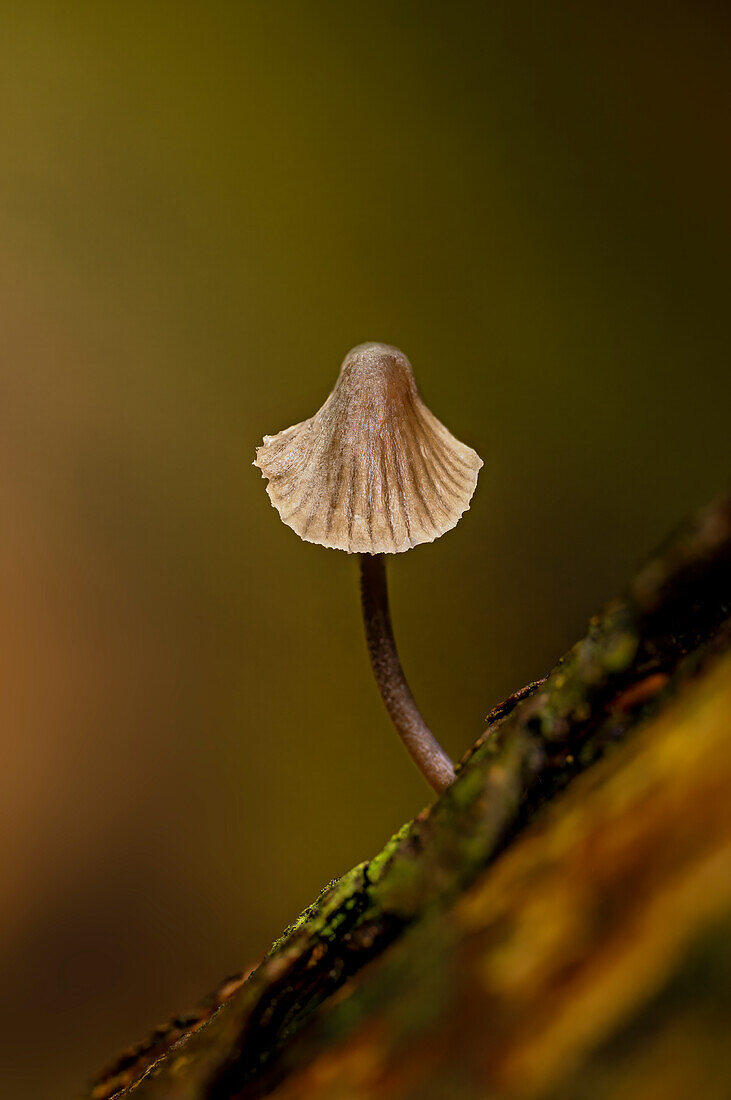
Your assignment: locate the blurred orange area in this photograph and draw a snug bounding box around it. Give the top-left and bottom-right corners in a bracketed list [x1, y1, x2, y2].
[1, 3, 729, 1098]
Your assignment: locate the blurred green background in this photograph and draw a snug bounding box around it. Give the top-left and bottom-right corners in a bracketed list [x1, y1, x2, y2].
[1, 3, 729, 1097]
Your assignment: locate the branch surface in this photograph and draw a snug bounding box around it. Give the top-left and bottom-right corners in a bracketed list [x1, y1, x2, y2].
[84, 491, 731, 1100]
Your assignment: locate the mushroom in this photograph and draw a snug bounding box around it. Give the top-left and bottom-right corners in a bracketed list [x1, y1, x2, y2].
[254, 342, 482, 793]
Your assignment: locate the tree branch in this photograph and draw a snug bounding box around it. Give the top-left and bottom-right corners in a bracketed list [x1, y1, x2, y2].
[84, 490, 731, 1100]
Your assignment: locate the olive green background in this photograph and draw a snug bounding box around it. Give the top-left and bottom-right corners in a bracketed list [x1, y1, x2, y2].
[1, 4, 729, 1098]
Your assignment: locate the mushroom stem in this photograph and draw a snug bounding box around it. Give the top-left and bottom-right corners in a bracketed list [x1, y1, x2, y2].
[359, 553, 456, 793]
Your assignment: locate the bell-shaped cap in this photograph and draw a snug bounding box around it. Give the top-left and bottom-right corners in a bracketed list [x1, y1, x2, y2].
[254, 342, 482, 554]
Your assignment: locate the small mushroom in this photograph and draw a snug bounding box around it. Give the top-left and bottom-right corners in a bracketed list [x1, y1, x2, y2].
[255, 342, 482, 793]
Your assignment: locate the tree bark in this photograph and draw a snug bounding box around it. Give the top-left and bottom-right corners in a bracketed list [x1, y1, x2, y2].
[84, 491, 731, 1100]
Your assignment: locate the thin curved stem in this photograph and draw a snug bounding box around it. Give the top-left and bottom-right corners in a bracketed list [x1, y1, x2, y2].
[359, 553, 455, 793]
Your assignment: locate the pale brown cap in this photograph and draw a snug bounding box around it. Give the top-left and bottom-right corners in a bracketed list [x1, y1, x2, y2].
[254, 342, 482, 554]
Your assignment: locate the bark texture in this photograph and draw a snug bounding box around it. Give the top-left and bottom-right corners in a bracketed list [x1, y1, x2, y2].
[84, 490, 731, 1100]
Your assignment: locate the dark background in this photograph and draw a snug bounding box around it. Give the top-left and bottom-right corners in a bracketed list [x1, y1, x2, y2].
[1, 4, 729, 1097]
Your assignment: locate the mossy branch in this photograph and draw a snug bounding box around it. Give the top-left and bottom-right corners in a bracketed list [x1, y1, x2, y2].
[85, 490, 731, 1100]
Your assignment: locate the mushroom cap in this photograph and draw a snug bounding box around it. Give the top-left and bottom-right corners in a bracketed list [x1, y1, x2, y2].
[254, 342, 482, 554]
